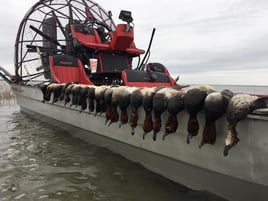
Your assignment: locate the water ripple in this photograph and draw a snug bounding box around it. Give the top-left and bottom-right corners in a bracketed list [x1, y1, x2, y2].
[0, 105, 227, 201]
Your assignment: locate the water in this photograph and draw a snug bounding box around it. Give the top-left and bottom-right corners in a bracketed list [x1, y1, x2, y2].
[0, 81, 16, 105]
[0, 105, 227, 201]
[211, 85, 268, 95]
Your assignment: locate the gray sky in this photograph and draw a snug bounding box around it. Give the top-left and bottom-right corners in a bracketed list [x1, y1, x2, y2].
[1, 0, 268, 85]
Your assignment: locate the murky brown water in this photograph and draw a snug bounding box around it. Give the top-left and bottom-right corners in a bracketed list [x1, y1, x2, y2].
[0, 105, 226, 201]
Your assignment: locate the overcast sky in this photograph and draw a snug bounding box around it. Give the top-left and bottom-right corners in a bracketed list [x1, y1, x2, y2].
[1, 0, 268, 85]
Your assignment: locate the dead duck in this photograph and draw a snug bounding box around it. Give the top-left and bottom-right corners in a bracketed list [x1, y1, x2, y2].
[51, 83, 66, 104]
[184, 85, 215, 144]
[42, 83, 64, 103]
[152, 87, 179, 141]
[106, 86, 128, 126]
[94, 85, 109, 116]
[40, 83, 50, 103]
[64, 83, 77, 106]
[224, 94, 268, 156]
[129, 88, 144, 135]
[142, 87, 159, 139]
[87, 86, 96, 113]
[199, 90, 230, 148]
[103, 87, 114, 125]
[163, 90, 185, 140]
[59, 82, 77, 101]
[42, 83, 56, 102]
[77, 85, 90, 112]
[118, 87, 138, 128]
[69, 84, 84, 108]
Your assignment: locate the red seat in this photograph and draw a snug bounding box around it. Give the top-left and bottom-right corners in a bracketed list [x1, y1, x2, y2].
[49, 55, 93, 85]
[70, 24, 109, 50]
[110, 24, 134, 51]
[121, 70, 174, 87]
[109, 24, 144, 56]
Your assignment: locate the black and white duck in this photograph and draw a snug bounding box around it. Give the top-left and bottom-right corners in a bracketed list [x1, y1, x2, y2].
[184, 85, 215, 144]
[199, 90, 230, 148]
[163, 90, 185, 140]
[129, 88, 144, 135]
[118, 87, 139, 128]
[152, 87, 179, 141]
[142, 87, 158, 139]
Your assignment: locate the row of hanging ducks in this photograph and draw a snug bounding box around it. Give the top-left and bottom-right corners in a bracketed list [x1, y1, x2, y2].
[40, 82, 268, 156]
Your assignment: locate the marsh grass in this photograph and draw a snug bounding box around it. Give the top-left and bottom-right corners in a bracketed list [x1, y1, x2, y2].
[0, 80, 16, 105]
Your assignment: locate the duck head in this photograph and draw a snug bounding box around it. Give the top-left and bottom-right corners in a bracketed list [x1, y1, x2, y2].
[223, 125, 240, 156]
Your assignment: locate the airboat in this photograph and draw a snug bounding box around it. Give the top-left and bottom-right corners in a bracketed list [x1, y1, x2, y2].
[0, 1, 268, 201]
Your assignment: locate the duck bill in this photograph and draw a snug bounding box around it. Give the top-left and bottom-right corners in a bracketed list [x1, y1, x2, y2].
[223, 128, 240, 156]
[152, 119, 161, 141]
[162, 131, 169, 141]
[107, 120, 113, 127]
[186, 134, 193, 144]
[105, 118, 110, 125]
[142, 131, 149, 140]
[153, 131, 158, 141]
[131, 127, 135, 136]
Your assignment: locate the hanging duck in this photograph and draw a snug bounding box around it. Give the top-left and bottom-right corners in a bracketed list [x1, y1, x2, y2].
[152, 87, 179, 141]
[163, 90, 185, 140]
[199, 90, 230, 148]
[118, 87, 139, 128]
[184, 85, 215, 144]
[224, 94, 268, 156]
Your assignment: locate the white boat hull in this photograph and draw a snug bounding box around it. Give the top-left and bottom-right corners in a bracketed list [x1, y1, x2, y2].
[12, 84, 268, 201]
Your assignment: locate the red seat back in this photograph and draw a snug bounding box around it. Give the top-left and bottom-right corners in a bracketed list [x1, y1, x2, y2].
[110, 24, 134, 50]
[70, 24, 109, 50]
[49, 55, 93, 85]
